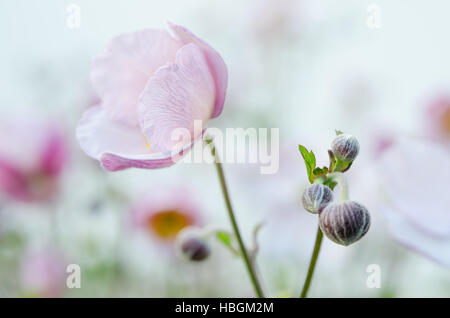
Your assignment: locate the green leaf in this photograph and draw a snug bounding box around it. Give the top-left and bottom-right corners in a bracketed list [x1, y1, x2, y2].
[313, 166, 328, 177]
[216, 231, 239, 256]
[335, 129, 344, 136]
[334, 158, 352, 173]
[298, 145, 316, 183]
[216, 231, 232, 247]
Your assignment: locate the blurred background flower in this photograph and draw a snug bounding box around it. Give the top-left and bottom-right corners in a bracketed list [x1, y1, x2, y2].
[0, 0, 449, 298]
[19, 248, 67, 297]
[130, 188, 202, 246]
[0, 118, 67, 203]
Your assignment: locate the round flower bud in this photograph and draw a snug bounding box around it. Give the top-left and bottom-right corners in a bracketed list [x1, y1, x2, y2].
[319, 201, 370, 246]
[331, 133, 360, 162]
[176, 227, 210, 262]
[302, 184, 333, 214]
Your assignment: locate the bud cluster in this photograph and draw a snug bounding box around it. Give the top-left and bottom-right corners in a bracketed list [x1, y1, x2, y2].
[300, 132, 370, 246]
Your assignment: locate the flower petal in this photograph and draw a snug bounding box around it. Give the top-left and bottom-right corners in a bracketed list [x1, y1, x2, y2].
[379, 137, 450, 237]
[39, 128, 67, 176]
[100, 150, 186, 171]
[168, 23, 228, 118]
[90, 29, 183, 126]
[137, 43, 215, 152]
[76, 105, 195, 171]
[0, 158, 28, 201]
[384, 206, 450, 267]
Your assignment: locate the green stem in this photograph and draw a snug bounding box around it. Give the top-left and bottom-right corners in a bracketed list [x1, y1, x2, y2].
[208, 139, 265, 298]
[329, 172, 349, 202]
[300, 226, 323, 298]
[300, 171, 345, 297]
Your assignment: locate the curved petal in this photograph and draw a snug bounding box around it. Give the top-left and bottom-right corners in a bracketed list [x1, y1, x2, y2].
[379, 137, 450, 237]
[168, 22, 228, 118]
[384, 206, 450, 267]
[76, 105, 195, 171]
[100, 148, 188, 171]
[90, 29, 183, 126]
[137, 43, 215, 153]
[76, 105, 151, 159]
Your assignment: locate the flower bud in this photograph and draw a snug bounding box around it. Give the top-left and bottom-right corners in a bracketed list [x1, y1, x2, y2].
[331, 133, 360, 162]
[319, 201, 370, 246]
[176, 227, 210, 262]
[302, 184, 333, 214]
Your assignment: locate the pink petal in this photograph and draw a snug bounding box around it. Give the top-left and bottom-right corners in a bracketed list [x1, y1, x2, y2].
[90, 29, 183, 126]
[137, 43, 215, 152]
[76, 105, 195, 171]
[100, 148, 187, 171]
[384, 206, 450, 267]
[168, 23, 228, 118]
[40, 129, 67, 176]
[0, 158, 28, 201]
[379, 137, 450, 237]
[20, 249, 66, 297]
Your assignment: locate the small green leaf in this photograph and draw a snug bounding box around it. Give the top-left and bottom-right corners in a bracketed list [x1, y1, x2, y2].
[216, 231, 232, 247]
[334, 158, 352, 173]
[216, 231, 239, 256]
[335, 129, 344, 136]
[298, 145, 317, 183]
[313, 166, 328, 177]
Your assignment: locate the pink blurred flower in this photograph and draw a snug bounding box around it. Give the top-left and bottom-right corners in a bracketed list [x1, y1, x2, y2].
[425, 95, 450, 141]
[379, 137, 450, 267]
[20, 249, 67, 298]
[76, 23, 228, 171]
[250, 0, 300, 42]
[0, 118, 67, 203]
[130, 188, 201, 243]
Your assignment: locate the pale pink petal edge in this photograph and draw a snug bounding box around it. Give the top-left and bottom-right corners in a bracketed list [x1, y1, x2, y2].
[168, 22, 228, 118]
[100, 148, 187, 171]
[76, 105, 199, 171]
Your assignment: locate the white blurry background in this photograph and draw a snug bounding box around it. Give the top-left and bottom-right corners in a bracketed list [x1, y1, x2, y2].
[0, 0, 449, 297]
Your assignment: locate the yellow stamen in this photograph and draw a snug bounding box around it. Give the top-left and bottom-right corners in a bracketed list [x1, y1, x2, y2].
[145, 136, 151, 149]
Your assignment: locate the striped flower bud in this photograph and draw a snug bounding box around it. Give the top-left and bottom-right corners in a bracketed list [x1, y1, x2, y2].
[319, 201, 370, 246]
[331, 133, 360, 162]
[302, 184, 333, 214]
[176, 227, 210, 262]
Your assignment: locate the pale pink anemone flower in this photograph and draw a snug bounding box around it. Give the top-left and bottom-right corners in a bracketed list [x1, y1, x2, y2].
[0, 118, 67, 203]
[20, 249, 67, 298]
[130, 188, 202, 244]
[424, 95, 450, 142]
[76, 23, 228, 171]
[378, 137, 450, 267]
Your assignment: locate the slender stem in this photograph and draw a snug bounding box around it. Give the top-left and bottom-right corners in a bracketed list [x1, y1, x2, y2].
[329, 172, 349, 202]
[299, 169, 347, 297]
[300, 226, 323, 298]
[208, 139, 265, 298]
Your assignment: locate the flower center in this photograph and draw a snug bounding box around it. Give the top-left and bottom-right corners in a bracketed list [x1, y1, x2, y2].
[148, 210, 193, 240]
[441, 106, 450, 136]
